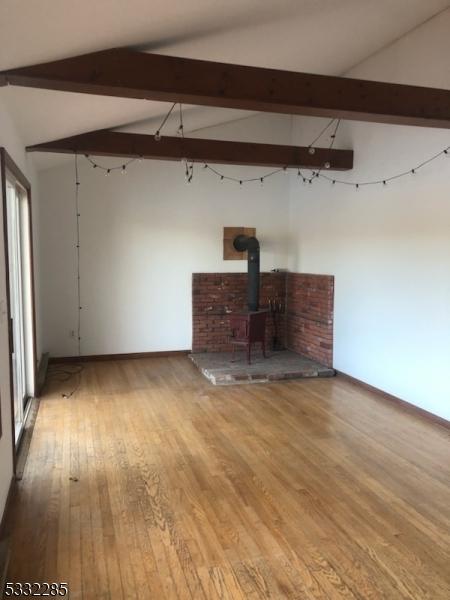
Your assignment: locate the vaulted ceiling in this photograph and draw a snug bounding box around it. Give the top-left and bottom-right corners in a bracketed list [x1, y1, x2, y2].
[1, 0, 448, 170]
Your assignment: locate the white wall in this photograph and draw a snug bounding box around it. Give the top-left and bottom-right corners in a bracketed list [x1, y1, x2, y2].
[37, 114, 292, 356]
[288, 9, 450, 420]
[0, 93, 40, 523]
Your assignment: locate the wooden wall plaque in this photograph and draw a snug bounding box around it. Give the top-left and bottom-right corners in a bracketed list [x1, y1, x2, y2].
[223, 227, 256, 260]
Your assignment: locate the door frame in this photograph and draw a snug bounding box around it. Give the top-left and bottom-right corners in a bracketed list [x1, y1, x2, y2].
[0, 147, 37, 471]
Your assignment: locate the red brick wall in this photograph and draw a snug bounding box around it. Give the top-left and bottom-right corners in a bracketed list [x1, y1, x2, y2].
[192, 271, 334, 366]
[192, 272, 286, 353]
[286, 273, 334, 367]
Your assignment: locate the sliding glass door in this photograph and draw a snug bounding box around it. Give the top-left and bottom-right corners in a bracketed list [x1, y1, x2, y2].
[5, 175, 34, 443]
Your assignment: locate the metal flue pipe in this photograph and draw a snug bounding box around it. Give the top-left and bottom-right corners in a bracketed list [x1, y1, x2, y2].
[233, 234, 260, 312]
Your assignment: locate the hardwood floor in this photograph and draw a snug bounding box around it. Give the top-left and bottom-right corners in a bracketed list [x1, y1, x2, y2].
[6, 357, 450, 599]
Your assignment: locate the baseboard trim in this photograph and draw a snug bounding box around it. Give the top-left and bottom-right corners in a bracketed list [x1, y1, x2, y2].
[15, 397, 40, 481]
[0, 476, 15, 540]
[337, 371, 450, 430]
[35, 352, 49, 397]
[49, 350, 191, 364]
[0, 477, 14, 598]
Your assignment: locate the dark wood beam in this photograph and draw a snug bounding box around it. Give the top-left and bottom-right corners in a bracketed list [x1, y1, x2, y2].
[26, 130, 354, 170]
[2, 48, 450, 128]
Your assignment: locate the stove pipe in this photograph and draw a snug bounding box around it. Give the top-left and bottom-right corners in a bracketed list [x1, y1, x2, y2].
[233, 234, 260, 312]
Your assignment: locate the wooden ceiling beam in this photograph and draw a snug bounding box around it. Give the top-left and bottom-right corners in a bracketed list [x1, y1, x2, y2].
[26, 130, 354, 170]
[3, 48, 450, 128]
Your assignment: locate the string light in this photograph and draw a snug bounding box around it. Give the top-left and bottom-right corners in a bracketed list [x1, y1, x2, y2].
[317, 146, 450, 188]
[79, 104, 450, 191]
[154, 101, 177, 142]
[86, 155, 137, 173]
[84, 143, 450, 189]
[74, 154, 82, 356]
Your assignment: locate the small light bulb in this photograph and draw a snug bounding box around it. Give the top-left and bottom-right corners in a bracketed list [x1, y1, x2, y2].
[154, 131, 161, 141]
[121, 165, 126, 174]
[324, 161, 331, 169]
[308, 147, 315, 155]
[105, 169, 110, 176]
[260, 177, 264, 186]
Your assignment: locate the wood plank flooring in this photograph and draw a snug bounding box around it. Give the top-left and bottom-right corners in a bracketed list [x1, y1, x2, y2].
[6, 357, 450, 599]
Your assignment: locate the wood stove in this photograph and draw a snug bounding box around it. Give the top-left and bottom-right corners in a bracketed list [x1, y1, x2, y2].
[230, 310, 267, 364]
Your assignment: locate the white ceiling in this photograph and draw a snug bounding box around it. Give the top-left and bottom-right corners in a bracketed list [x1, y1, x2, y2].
[0, 0, 449, 170]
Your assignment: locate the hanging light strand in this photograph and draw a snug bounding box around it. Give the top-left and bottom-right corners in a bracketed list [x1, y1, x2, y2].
[85, 155, 137, 174]
[82, 104, 450, 189]
[154, 101, 178, 141]
[319, 145, 450, 188]
[308, 118, 338, 150]
[204, 164, 284, 184]
[74, 153, 82, 356]
[178, 103, 195, 183]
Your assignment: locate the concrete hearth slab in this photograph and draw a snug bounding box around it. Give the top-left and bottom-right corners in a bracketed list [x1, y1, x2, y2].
[189, 350, 335, 385]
